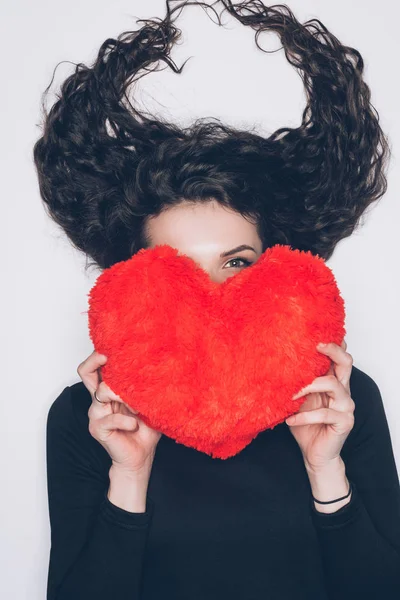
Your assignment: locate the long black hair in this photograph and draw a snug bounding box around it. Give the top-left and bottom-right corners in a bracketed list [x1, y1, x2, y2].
[32, 0, 390, 271]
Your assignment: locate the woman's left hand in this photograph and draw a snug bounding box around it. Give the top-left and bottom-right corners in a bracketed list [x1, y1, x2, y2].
[285, 340, 355, 472]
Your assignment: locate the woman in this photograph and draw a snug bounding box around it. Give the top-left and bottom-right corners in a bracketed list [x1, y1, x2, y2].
[34, 1, 400, 599]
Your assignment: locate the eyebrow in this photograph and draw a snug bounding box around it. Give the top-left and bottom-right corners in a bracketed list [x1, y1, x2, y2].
[220, 245, 257, 258]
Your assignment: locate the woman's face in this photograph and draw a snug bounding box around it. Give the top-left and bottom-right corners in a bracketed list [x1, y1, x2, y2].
[145, 199, 263, 283]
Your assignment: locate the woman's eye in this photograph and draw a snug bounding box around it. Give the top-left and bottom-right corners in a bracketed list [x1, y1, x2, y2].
[224, 257, 252, 269]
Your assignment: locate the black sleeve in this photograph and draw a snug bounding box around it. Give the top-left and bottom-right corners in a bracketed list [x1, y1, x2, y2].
[46, 385, 154, 600]
[309, 368, 400, 600]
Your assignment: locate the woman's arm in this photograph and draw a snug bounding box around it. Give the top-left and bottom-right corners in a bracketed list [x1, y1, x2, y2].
[309, 369, 400, 600]
[46, 386, 154, 600]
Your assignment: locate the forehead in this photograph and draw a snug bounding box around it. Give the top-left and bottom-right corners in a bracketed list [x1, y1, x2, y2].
[146, 201, 261, 251]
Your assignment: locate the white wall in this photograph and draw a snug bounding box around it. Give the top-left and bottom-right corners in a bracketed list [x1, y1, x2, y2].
[2, 1, 399, 597]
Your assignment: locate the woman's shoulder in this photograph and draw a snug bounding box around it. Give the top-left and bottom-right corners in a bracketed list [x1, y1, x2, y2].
[349, 363, 384, 418]
[47, 381, 111, 470]
[350, 363, 381, 394]
[345, 363, 388, 452]
[47, 380, 92, 431]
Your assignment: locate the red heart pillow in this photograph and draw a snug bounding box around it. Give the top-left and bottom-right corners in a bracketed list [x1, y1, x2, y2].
[87, 243, 346, 459]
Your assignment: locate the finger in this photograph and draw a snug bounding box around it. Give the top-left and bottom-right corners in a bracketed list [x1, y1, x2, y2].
[88, 385, 113, 422]
[292, 375, 355, 412]
[77, 350, 108, 396]
[90, 412, 139, 439]
[98, 381, 139, 415]
[285, 407, 354, 433]
[292, 375, 341, 400]
[89, 380, 139, 419]
[326, 361, 335, 376]
[316, 342, 353, 389]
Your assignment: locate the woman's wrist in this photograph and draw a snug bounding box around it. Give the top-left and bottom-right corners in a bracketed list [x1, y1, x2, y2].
[108, 465, 151, 513]
[306, 457, 352, 514]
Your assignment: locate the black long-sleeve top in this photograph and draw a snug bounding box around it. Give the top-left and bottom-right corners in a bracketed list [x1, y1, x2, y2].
[45, 365, 400, 600]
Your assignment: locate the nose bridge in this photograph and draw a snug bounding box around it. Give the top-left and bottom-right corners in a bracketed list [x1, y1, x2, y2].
[187, 254, 217, 282]
[209, 272, 222, 284]
[200, 264, 219, 284]
[182, 251, 230, 285]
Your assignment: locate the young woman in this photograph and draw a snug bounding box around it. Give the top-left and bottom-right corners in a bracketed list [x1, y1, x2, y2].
[34, 2, 400, 599]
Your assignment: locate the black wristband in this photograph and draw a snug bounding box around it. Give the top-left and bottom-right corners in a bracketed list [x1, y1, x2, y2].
[312, 480, 352, 505]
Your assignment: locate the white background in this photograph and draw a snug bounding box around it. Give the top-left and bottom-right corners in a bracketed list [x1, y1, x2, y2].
[2, 1, 399, 597]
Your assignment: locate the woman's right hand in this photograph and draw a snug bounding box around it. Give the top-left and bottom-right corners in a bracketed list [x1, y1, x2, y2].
[77, 350, 162, 476]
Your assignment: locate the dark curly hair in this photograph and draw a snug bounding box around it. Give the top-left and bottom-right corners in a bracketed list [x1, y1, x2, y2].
[32, 0, 390, 272]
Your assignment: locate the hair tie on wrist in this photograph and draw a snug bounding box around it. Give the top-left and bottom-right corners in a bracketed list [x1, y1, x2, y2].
[312, 481, 352, 505]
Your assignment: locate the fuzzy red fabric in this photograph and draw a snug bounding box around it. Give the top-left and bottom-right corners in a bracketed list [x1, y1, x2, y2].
[87, 243, 346, 459]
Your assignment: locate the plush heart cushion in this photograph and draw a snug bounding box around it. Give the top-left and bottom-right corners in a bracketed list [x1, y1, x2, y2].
[87, 243, 346, 459]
